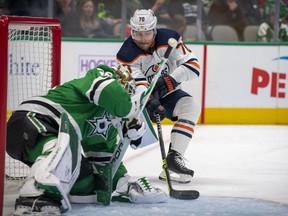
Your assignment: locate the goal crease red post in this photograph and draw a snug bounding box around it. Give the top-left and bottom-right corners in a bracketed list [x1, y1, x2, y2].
[0, 15, 61, 215]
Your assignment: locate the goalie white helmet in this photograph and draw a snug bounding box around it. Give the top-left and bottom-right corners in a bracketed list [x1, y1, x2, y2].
[130, 9, 157, 32]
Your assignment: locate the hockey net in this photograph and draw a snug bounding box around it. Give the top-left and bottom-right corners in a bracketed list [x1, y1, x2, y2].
[0, 16, 61, 214]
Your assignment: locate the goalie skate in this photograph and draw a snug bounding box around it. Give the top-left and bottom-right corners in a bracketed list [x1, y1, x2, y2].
[13, 196, 61, 216]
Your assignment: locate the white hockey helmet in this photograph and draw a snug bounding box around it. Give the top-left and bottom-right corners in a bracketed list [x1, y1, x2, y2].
[130, 9, 157, 32]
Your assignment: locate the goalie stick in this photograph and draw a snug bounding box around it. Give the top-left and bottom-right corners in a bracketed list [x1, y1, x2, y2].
[155, 114, 200, 200]
[110, 38, 178, 178]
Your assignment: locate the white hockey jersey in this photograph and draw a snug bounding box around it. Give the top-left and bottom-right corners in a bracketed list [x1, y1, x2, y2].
[116, 28, 200, 90]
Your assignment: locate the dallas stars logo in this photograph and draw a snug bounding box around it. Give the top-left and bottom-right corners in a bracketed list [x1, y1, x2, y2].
[87, 112, 112, 139]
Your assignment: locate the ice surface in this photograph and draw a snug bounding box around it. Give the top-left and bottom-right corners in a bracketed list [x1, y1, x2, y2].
[69, 197, 288, 216]
[4, 125, 288, 215]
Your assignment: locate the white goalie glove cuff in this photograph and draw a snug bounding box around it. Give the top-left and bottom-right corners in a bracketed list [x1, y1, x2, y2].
[126, 119, 146, 141]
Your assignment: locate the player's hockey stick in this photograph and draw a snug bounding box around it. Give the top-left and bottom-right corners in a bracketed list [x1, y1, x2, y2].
[93, 38, 178, 205]
[155, 114, 200, 200]
[94, 38, 178, 205]
[110, 38, 178, 177]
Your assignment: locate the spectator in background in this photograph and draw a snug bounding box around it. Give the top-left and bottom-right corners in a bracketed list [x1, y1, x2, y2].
[4, 0, 31, 16]
[239, 0, 263, 25]
[258, 12, 288, 42]
[263, 0, 288, 20]
[255, 0, 266, 17]
[208, 0, 246, 41]
[4, 0, 48, 17]
[29, 1, 48, 17]
[0, 8, 4, 16]
[0, 0, 7, 15]
[93, 0, 122, 36]
[91, 0, 142, 38]
[110, 0, 147, 38]
[94, 0, 142, 21]
[170, 0, 209, 26]
[167, 2, 187, 35]
[257, 11, 274, 42]
[54, 0, 74, 36]
[257, 0, 288, 42]
[279, 13, 288, 41]
[54, 0, 73, 21]
[127, 0, 143, 17]
[142, 0, 171, 26]
[63, 0, 111, 38]
[169, 0, 209, 36]
[148, 0, 208, 36]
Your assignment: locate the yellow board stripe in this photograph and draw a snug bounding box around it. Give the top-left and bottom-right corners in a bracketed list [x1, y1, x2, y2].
[159, 108, 288, 124]
[204, 108, 288, 124]
[7, 108, 288, 124]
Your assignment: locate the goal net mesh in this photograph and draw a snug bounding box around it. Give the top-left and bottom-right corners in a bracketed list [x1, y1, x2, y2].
[6, 25, 54, 180]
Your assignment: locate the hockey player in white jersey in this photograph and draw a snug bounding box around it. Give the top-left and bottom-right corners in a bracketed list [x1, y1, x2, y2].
[116, 9, 201, 183]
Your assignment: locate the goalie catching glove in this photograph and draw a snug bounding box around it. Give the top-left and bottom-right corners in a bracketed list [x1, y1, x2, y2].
[154, 75, 178, 99]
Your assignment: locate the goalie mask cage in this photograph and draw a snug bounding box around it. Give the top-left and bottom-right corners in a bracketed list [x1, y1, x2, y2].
[0, 16, 61, 215]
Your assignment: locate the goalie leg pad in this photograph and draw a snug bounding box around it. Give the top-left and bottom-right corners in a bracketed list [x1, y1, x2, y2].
[34, 113, 82, 211]
[19, 158, 47, 198]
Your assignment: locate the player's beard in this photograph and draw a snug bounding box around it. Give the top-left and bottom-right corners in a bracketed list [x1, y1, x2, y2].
[134, 39, 153, 52]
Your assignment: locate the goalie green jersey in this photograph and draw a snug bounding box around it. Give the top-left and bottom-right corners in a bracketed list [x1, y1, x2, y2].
[16, 65, 133, 155]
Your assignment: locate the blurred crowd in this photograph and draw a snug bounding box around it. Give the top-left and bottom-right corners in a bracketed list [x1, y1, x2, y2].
[0, 0, 287, 42]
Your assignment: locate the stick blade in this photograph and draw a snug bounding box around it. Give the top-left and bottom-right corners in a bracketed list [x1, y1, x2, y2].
[170, 189, 200, 200]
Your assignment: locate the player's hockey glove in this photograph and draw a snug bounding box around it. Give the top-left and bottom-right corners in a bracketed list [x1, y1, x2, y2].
[146, 96, 165, 123]
[123, 118, 146, 149]
[154, 75, 178, 99]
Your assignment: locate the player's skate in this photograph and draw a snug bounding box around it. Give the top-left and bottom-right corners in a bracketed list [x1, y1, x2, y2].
[13, 196, 61, 216]
[159, 149, 194, 184]
[112, 175, 168, 203]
